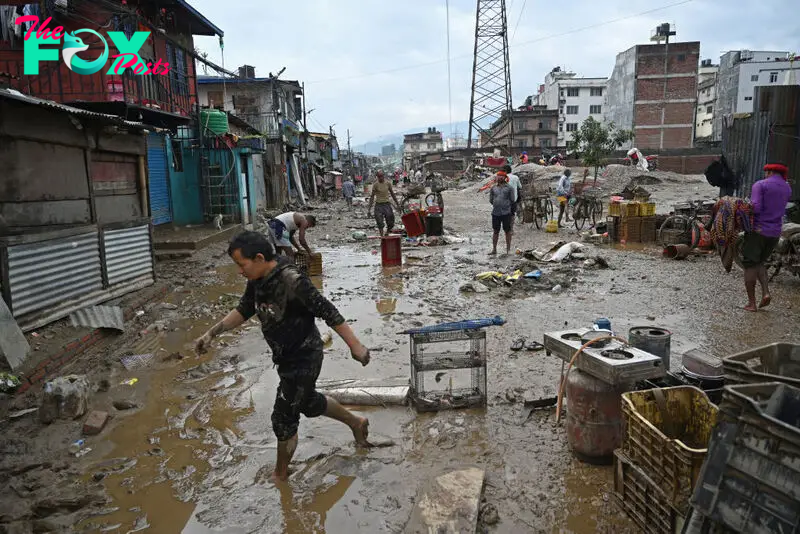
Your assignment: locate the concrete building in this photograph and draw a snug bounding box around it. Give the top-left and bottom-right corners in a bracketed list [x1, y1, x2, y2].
[713, 50, 798, 141]
[696, 59, 719, 140]
[403, 128, 443, 169]
[527, 68, 607, 145]
[483, 107, 559, 150]
[381, 144, 397, 156]
[445, 135, 468, 151]
[606, 40, 701, 149]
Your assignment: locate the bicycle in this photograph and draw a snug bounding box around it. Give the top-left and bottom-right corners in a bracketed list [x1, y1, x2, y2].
[572, 189, 604, 230]
[517, 194, 554, 229]
[657, 200, 715, 248]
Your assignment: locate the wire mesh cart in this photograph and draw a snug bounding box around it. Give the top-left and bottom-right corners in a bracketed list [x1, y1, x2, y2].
[409, 329, 488, 412]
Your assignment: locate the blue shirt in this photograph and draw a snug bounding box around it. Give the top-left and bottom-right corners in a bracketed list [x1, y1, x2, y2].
[342, 181, 356, 198]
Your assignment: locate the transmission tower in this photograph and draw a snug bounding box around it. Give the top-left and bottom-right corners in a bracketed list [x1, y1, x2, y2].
[467, 0, 513, 150]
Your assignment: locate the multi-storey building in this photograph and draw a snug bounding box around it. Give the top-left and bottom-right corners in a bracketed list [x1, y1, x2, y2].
[696, 59, 718, 140]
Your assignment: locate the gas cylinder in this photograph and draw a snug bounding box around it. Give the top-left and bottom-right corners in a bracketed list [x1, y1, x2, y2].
[565, 368, 631, 465]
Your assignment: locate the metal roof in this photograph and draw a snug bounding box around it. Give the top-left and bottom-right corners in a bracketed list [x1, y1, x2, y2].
[0, 88, 149, 131]
[197, 76, 302, 90]
[174, 0, 224, 37]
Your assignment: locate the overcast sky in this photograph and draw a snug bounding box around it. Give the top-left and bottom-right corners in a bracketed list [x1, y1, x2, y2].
[191, 0, 797, 148]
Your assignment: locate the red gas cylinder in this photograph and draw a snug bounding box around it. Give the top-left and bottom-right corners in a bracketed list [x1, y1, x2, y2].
[565, 368, 631, 465]
[381, 235, 402, 267]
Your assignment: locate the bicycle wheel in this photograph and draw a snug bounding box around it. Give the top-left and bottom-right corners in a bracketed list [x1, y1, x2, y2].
[658, 215, 691, 246]
[516, 200, 525, 224]
[574, 201, 588, 230]
[593, 199, 604, 221]
[545, 199, 554, 222]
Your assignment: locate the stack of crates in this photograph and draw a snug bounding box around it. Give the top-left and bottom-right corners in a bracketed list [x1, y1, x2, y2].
[640, 216, 658, 243]
[409, 329, 487, 412]
[619, 216, 642, 242]
[613, 386, 718, 534]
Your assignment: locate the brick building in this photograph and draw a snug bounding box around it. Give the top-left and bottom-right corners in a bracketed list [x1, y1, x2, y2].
[606, 41, 700, 149]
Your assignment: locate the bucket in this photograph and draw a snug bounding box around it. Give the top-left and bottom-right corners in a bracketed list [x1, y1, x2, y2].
[402, 211, 425, 237]
[663, 244, 691, 260]
[629, 327, 672, 369]
[381, 235, 402, 267]
[594, 318, 612, 331]
[425, 214, 443, 236]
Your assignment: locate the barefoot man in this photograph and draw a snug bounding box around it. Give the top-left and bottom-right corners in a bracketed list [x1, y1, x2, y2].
[742, 163, 791, 311]
[195, 231, 372, 481]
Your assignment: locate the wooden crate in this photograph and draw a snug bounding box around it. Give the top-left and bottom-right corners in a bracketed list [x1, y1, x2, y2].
[620, 216, 642, 242]
[641, 216, 657, 243]
[295, 252, 323, 276]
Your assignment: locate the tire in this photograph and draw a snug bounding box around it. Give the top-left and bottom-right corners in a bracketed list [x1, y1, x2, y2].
[574, 202, 588, 230]
[545, 199, 554, 222]
[590, 199, 603, 226]
[658, 215, 690, 246]
[516, 201, 525, 224]
[690, 218, 703, 249]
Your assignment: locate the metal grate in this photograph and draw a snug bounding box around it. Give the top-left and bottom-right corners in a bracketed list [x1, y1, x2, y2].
[200, 150, 241, 223]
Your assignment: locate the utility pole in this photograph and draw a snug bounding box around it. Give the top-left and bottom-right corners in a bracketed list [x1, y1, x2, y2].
[467, 0, 513, 152]
[301, 82, 314, 196]
[346, 128, 352, 179]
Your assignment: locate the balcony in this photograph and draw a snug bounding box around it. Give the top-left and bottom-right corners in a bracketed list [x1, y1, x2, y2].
[0, 55, 196, 124]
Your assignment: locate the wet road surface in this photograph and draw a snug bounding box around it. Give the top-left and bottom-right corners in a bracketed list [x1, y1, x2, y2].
[74, 184, 800, 533]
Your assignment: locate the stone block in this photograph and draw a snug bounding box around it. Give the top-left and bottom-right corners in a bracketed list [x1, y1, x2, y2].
[38, 375, 89, 424]
[82, 410, 109, 435]
[0, 297, 30, 370]
[405, 465, 485, 534]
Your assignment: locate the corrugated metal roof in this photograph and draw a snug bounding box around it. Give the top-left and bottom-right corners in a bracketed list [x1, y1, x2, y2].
[0, 88, 149, 131]
[69, 305, 125, 331]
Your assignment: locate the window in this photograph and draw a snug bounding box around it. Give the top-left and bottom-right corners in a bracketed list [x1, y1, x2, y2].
[566, 87, 579, 97]
[744, 96, 753, 101]
[706, 106, 713, 114]
[516, 119, 527, 130]
[427, 143, 436, 149]
[558, 124, 564, 131]
[171, 140, 184, 172]
[560, 89, 564, 97]
[566, 105, 579, 115]
[590, 105, 602, 114]
[751, 74, 759, 82]
[769, 72, 779, 83]
[516, 139, 527, 148]
[566, 123, 578, 132]
[678, 54, 686, 61]
[590, 87, 603, 97]
[540, 139, 551, 148]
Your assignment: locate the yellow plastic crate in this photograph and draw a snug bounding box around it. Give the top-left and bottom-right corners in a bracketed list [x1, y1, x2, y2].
[621, 201, 640, 217]
[621, 386, 718, 515]
[640, 202, 656, 217]
[609, 202, 622, 217]
[295, 252, 323, 276]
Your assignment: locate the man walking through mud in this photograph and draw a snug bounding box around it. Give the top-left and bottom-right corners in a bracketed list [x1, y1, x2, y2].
[367, 170, 401, 236]
[489, 170, 515, 255]
[195, 231, 372, 482]
[741, 163, 791, 312]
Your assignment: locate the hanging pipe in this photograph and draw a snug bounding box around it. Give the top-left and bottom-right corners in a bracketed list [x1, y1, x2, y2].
[555, 335, 630, 424]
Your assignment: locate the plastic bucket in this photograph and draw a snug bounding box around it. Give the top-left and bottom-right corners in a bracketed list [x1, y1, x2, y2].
[663, 244, 691, 259]
[425, 214, 443, 236]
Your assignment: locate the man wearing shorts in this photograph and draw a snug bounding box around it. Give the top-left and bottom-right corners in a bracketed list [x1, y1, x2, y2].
[268, 212, 316, 260]
[195, 231, 372, 482]
[489, 171, 515, 255]
[557, 169, 573, 228]
[742, 163, 791, 312]
[367, 171, 401, 236]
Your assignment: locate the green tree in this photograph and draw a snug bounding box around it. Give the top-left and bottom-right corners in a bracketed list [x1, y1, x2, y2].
[566, 117, 634, 183]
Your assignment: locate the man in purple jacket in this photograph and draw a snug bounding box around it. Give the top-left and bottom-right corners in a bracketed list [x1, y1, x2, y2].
[742, 163, 792, 311]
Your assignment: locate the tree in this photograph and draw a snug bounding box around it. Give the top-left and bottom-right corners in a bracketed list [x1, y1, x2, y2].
[566, 117, 634, 183]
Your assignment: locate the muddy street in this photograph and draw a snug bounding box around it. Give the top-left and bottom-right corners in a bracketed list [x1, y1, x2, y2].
[3, 180, 800, 534]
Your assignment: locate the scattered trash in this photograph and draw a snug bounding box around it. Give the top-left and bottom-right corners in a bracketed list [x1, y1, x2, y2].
[135, 310, 145, 318]
[0, 372, 22, 393]
[525, 341, 544, 351]
[31, 332, 39, 337]
[475, 270, 523, 286]
[511, 337, 525, 351]
[547, 242, 585, 262]
[160, 303, 179, 311]
[120, 354, 155, 371]
[351, 230, 368, 241]
[74, 447, 92, 458]
[479, 503, 500, 526]
[459, 281, 490, 293]
[319, 386, 410, 406]
[321, 331, 333, 347]
[7, 407, 38, 419]
[69, 305, 125, 331]
[400, 316, 506, 335]
[39, 375, 90, 423]
[68, 439, 85, 455]
[524, 270, 542, 279]
[552, 284, 563, 293]
[119, 378, 139, 386]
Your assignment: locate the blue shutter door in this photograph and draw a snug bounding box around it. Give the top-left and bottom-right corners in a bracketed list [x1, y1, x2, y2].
[147, 133, 172, 225]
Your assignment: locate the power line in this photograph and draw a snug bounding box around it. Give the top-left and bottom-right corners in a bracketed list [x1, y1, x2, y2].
[307, 0, 693, 84]
[445, 0, 453, 138]
[511, 0, 528, 43]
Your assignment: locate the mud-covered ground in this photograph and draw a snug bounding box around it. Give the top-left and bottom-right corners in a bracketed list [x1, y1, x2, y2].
[2, 173, 800, 534]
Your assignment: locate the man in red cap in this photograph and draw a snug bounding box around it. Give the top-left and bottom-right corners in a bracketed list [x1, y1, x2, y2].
[741, 163, 792, 311]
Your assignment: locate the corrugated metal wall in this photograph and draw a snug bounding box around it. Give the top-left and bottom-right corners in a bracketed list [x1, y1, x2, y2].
[103, 225, 154, 285]
[147, 133, 173, 225]
[6, 232, 103, 317]
[723, 86, 800, 198]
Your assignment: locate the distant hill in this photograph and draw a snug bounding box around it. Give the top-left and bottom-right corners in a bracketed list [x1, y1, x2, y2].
[357, 120, 470, 155]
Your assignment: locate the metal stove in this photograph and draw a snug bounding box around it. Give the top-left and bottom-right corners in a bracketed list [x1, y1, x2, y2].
[544, 328, 666, 385]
